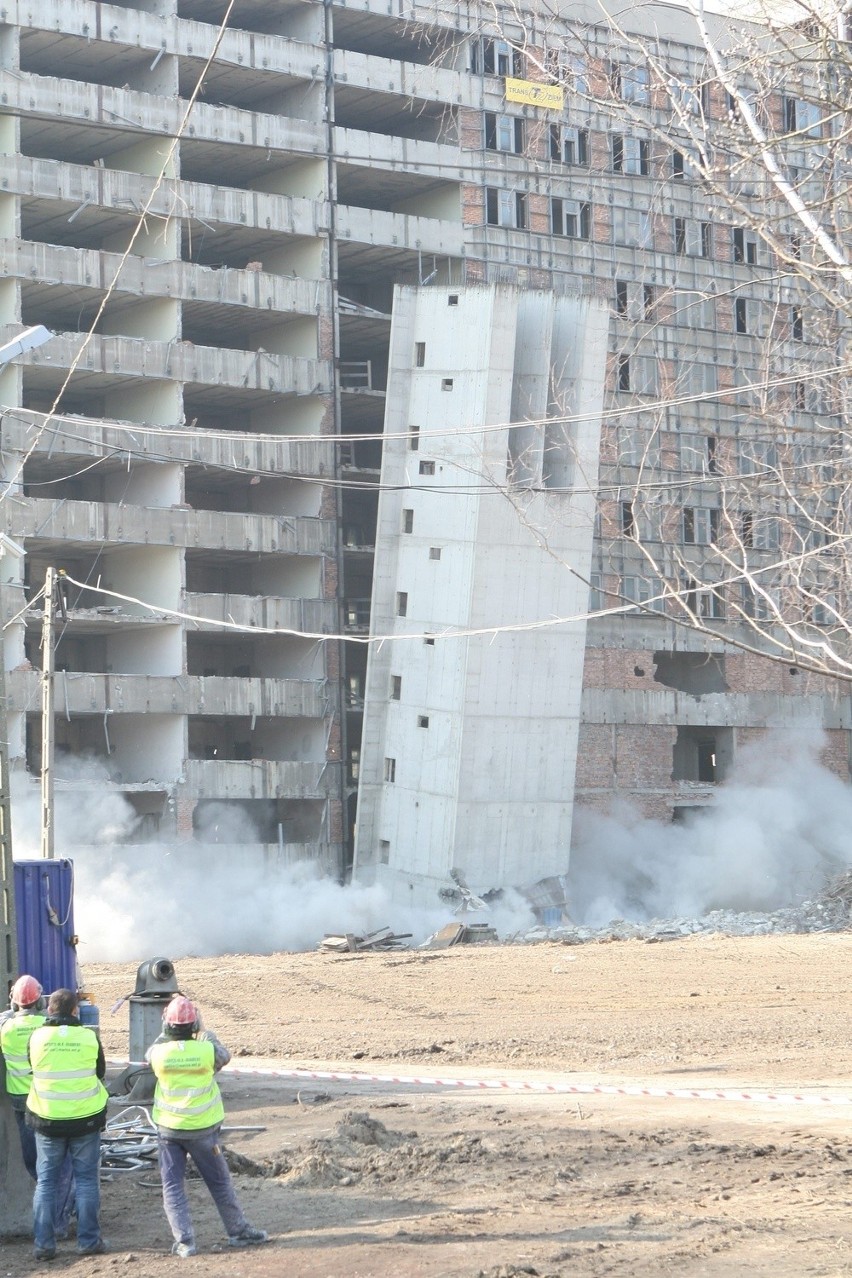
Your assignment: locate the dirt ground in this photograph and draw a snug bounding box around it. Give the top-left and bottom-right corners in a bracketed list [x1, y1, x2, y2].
[6, 932, 852, 1276]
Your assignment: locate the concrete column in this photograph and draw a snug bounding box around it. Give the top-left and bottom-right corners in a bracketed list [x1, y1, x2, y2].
[0, 1098, 31, 1237]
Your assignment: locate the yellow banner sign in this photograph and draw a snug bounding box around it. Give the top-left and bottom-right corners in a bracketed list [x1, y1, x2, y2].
[505, 78, 565, 110]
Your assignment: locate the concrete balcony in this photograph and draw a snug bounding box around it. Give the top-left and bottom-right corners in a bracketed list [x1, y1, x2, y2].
[2, 74, 325, 158]
[3, 237, 326, 319]
[9, 670, 326, 717]
[3, 409, 335, 477]
[2, 156, 325, 241]
[10, 0, 325, 82]
[580, 688, 852, 729]
[333, 48, 478, 110]
[184, 758, 326, 799]
[329, 0, 459, 38]
[186, 593, 336, 633]
[10, 330, 331, 397]
[334, 126, 474, 183]
[68, 839, 330, 869]
[336, 204, 464, 256]
[8, 497, 336, 556]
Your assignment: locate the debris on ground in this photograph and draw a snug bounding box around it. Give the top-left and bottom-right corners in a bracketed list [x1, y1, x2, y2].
[214, 1111, 499, 1191]
[319, 927, 412, 952]
[512, 877, 852, 947]
[424, 922, 500, 949]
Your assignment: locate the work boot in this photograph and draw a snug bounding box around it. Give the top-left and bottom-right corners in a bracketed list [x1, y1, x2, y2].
[33, 1247, 57, 1261]
[228, 1225, 268, 1247]
[171, 1241, 198, 1258]
[77, 1240, 107, 1256]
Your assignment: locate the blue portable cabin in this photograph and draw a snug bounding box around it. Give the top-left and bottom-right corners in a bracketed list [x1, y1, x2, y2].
[14, 859, 78, 995]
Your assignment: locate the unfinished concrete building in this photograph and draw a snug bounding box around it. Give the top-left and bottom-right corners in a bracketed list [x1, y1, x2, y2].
[0, 0, 846, 887]
[353, 285, 608, 903]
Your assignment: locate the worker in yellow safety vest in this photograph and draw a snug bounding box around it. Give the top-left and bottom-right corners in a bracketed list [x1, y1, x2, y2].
[26, 988, 108, 1261]
[146, 994, 269, 1258]
[0, 976, 75, 1237]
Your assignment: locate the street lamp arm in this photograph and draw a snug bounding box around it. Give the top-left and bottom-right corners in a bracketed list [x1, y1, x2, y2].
[0, 325, 54, 367]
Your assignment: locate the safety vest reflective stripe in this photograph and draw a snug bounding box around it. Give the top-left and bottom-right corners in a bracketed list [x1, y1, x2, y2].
[32, 1068, 94, 1080]
[155, 1094, 222, 1117]
[150, 1040, 225, 1131]
[27, 1024, 108, 1121]
[1, 1014, 45, 1095]
[35, 1083, 104, 1101]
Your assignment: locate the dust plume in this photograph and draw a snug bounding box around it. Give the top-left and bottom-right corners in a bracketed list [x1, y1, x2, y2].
[10, 762, 453, 960]
[11, 731, 848, 958]
[568, 728, 852, 925]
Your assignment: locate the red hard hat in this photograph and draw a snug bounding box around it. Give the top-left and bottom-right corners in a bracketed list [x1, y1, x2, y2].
[11, 975, 42, 1007]
[163, 995, 198, 1026]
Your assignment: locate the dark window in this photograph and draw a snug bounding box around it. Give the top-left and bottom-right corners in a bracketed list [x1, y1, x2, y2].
[612, 134, 624, 172]
[617, 354, 631, 391]
[621, 500, 635, 535]
[402, 508, 414, 533]
[429, 547, 442, 560]
[391, 675, 402, 700]
[643, 284, 655, 319]
[741, 511, 754, 547]
[615, 280, 629, 317]
[485, 187, 499, 225]
[396, 591, 408, 617]
[674, 216, 686, 254]
[419, 460, 435, 475]
[735, 297, 748, 333]
[414, 342, 425, 367]
[551, 125, 589, 165]
[384, 757, 396, 782]
[672, 149, 684, 178]
[476, 38, 522, 77]
[700, 222, 712, 258]
[551, 197, 591, 239]
[792, 306, 804, 340]
[706, 436, 718, 474]
[484, 112, 524, 153]
[697, 740, 716, 782]
[409, 424, 420, 451]
[417, 715, 430, 728]
[733, 228, 757, 264]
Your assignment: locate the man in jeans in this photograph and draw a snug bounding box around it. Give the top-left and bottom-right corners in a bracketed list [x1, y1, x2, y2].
[146, 995, 268, 1258]
[0, 975, 75, 1236]
[26, 988, 108, 1261]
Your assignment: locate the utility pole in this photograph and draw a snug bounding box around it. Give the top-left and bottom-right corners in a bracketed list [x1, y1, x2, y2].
[40, 566, 57, 861]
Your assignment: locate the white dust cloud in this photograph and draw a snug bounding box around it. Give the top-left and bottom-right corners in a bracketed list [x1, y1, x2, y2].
[10, 730, 848, 958]
[568, 727, 852, 925]
[11, 762, 452, 960]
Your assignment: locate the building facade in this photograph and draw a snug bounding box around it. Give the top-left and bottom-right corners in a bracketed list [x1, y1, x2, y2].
[0, 0, 846, 885]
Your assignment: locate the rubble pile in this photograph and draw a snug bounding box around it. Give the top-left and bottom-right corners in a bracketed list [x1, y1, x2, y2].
[221, 1112, 494, 1189]
[513, 871, 852, 946]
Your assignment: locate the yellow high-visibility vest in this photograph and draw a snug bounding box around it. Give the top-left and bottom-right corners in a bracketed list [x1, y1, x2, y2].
[27, 1023, 108, 1121]
[149, 1039, 225, 1131]
[1, 1013, 46, 1096]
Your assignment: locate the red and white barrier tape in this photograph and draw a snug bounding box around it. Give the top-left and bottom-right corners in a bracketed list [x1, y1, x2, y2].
[107, 1059, 852, 1107]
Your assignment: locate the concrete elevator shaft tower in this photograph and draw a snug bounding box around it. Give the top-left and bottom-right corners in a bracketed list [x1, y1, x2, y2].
[353, 285, 609, 906]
